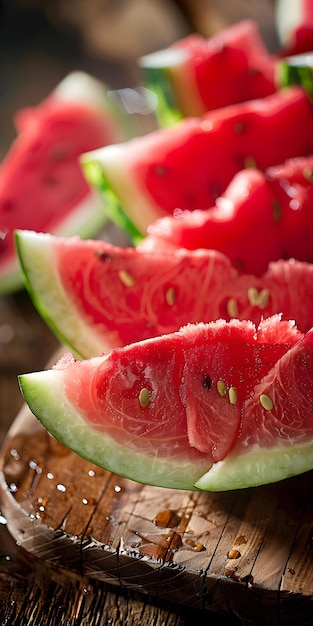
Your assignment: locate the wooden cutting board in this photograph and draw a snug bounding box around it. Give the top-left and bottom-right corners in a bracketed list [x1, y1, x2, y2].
[1, 385, 313, 626]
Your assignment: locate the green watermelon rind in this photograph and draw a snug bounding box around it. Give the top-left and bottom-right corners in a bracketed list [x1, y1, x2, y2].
[276, 54, 313, 99]
[18, 370, 211, 491]
[18, 367, 313, 492]
[82, 159, 143, 244]
[1, 189, 109, 296]
[139, 64, 184, 128]
[15, 229, 106, 358]
[195, 443, 313, 491]
[82, 141, 166, 237]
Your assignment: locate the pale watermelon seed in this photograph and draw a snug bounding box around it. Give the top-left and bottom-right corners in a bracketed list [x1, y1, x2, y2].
[247, 287, 259, 306]
[247, 287, 270, 309]
[118, 269, 136, 287]
[228, 386, 237, 405]
[165, 287, 176, 306]
[217, 380, 226, 397]
[259, 394, 273, 411]
[139, 388, 151, 407]
[227, 298, 238, 318]
[257, 288, 270, 309]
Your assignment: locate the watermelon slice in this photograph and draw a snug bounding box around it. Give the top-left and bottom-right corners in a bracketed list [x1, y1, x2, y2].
[0, 71, 123, 295]
[15, 229, 313, 358]
[139, 19, 276, 126]
[18, 317, 313, 491]
[82, 87, 313, 238]
[140, 156, 313, 276]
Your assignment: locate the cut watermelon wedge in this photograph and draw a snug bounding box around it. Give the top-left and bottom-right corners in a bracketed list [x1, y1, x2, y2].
[82, 87, 313, 238]
[0, 71, 124, 295]
[15, 229, 313, 357]
[18, 317, 313, 491]
[139, 19, 276, 125]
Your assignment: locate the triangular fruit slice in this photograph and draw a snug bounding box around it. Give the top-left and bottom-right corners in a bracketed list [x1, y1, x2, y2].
[18, 317, 313, 491]
[0, 71, 123, 295]
[139, 19, 276, 125]
[15, 229, 313, 358]
[82, 87, 313, 238]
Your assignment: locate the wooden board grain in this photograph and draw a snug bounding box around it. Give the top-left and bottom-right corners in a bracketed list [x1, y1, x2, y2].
[1, 401, 313, 625]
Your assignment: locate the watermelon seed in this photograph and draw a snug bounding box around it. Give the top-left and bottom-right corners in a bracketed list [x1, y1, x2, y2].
[165, 287, 176, 306]
[226, 298, 239, 318]
[272, 199, 281, 222]
[155, 165, 167, 176]
[217, 380, 226, 397]
[202, 374, 212, 390]
[259, 394, 273, 411]
[257, 289, 270, 309]
[234, 122, 245, 134]
[96, 250, 111, 262]
[228, 387, 237, 405]
[247, 287, 259, 306]
[303, 167, 313, 183]
[139, 387, 151, 408]
[244, 156, 257, 169]
[118, 269, 136, 287]
[247, 287, 270, 309]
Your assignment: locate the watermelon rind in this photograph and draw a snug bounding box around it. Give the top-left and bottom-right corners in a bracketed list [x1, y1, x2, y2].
[195, 443, 313, 492]
[139, 49, 186, 127]
[276, 53, 313, 99]
[18, 369, 210, 491]
[18, 366, 313, 493]
[1, 189, 109, 297]
[15, 229, 107, 357]
[82, 159, 143, 244]
[81, 137, 168, 238]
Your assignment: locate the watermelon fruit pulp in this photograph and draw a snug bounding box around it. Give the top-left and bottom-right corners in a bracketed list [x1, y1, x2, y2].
[15, 229, 313, 358]
[83, 87, 313, 237]
[139, 19, 276, 125]
[0, 71, 123, 295]
[18, 317, 313, 491]
[141, 156, 313, 276]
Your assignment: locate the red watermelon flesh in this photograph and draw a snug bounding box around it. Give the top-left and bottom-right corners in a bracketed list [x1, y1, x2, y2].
[140, 155, 313, 276]
[0, 74, 121, 294]
[83, 87, 313, 235]
[18, 316, 313, 489]
[15, 230, 313, 362]
[239, 326, 313, 448]
[39, 317, 306, 464]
